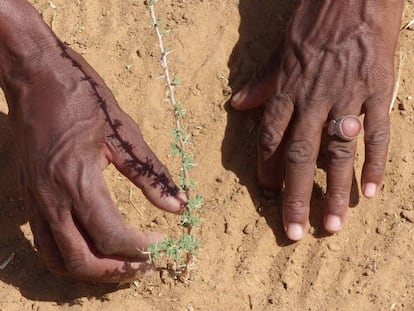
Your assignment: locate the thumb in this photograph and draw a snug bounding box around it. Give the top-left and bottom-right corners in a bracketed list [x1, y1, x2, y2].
[231, 48, 283, 110]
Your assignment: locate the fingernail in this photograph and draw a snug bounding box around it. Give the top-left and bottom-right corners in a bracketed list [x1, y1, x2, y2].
[231, 87, 248, 107]
[177, 191, 188, 203]
[286, 223, 304, 241]
[325, 215, 342, 233]
[363, 183, 377, 198]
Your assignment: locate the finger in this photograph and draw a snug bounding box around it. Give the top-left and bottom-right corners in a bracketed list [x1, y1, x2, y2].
[30, 211, 68, 276]
[69, 164, 165, 258]
[324, 122, 359, 234]
[231, 49, 283, 111]
[361, 92, 391, 198]
[23, 185, 68, 275]
[283, 110, 325, 241]
[48, 209, 154, 282]
[106, 111, 186, 214]
[257, 95, 294, 192]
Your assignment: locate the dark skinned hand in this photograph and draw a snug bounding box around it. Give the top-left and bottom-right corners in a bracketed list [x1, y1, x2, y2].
[231, 0, 404, 241]
[0, 0, 186, 282]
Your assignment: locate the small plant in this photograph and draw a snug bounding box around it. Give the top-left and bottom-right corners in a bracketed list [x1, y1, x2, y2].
[146, 0, 202, 284]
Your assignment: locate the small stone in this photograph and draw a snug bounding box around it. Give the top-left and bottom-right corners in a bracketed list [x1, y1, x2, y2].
[224, 221, 232, 234]
[327, 242, 340, 252]
[401, 210, 414, 223]
[243, 222, 255, 235]
[308, 226, 316, 235]
[398, 102, 406, 111]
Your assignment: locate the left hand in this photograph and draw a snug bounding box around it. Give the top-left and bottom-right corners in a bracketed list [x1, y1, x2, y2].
[231, 0, 404, 241]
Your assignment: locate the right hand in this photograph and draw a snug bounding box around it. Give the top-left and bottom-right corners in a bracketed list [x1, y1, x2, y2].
[1, 0, 186, 282]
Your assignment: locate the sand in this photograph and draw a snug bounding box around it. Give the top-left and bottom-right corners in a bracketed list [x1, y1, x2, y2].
[0, 0, 414, 310]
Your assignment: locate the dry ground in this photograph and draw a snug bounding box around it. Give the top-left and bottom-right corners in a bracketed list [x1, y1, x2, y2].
[1, 0, 414, 310]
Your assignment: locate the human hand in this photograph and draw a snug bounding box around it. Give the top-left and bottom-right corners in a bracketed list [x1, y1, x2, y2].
[0, 1, 186, 282]
[231, 0, 404, 241]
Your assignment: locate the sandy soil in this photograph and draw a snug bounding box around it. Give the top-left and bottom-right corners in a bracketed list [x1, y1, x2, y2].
[1, 0, 414, 310]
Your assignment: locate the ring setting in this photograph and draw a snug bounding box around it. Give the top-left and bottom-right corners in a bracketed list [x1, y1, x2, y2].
[328, 115, 362, 142]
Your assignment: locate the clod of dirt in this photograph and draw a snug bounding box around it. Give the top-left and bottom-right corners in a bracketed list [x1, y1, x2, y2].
[401, 210, 414, 223]
[162, 276, 174, 285]
[308, 226, 316, 235]
[401, 203, 414, 211]
[398, 101, 406, 111]
[224, 221, 232, 234]
[243, 222, 255, 235]
[255, 216, 266, 227]
[160, 269, 174, 285]
[327, 242, 340, 252]
[376, 223, 389, 235]
[153, 216, 167, 226]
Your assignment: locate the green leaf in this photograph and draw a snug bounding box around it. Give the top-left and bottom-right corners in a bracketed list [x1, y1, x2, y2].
[160, 29, 171, 36]
[187, 194, 203, 212]
[172, 76, 181, 87]
[174, 104, 186, 117]
[170, 143, 182, 156]
[182, 156, 195, 170]
[178, 235, 200, 253]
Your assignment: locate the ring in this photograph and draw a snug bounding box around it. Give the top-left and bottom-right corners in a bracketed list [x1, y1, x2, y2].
[328, 115, 362, 142]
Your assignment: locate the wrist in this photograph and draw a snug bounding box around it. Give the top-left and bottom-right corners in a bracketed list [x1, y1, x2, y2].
[0, 1, 60, 94]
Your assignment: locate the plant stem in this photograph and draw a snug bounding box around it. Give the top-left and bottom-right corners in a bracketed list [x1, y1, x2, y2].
[148, 3, 191, 202]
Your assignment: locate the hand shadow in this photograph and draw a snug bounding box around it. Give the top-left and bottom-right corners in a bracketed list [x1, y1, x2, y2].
[0, 111, 119, 304]
[221, 0, 360, 246]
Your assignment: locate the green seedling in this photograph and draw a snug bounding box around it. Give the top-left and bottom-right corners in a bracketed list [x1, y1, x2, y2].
[147, 0, 202, 284]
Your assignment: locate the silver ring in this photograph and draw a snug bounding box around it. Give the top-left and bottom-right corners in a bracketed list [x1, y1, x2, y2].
[328, 115, 362, 142]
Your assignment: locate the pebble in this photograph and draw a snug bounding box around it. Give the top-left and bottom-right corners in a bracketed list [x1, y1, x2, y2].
[401, 210, 414, 223]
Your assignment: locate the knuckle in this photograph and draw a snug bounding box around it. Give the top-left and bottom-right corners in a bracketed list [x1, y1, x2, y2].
[287, 140, 314, 164]
[284, 197, 307, 220]
[95, 224, 123, 255]
[65, 253, 89, 276]
[258, 126, 282, 157]
[364, 160, 386, 177]
[365, 127, 390, 149]
[327, 142, 355, 163]
[326, 189, 349, 207]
